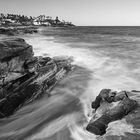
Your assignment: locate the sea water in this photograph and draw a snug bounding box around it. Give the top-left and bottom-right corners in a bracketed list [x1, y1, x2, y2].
[0, 26, 140, 140]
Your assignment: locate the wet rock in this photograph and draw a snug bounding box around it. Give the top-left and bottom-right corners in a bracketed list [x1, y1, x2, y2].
[15, 26, 38, 34]
[91, 95, 102, 111]
[0, 37, 33, 61]
[0, 37, 33, 85]
[0, 27, 18, 36]
[131, 90, 140, 93]
[87, 90, 138, 135]
[91, 89, 116, 111]
[22, 28, 38, 34]
[114, 91, 129, 101]
[0, 37, 73, 118]
[0, 26, 38, 36]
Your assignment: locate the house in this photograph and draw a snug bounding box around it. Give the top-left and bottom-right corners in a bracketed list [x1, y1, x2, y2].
[33, 20, 41, 25]
[41, 20, 51, 26]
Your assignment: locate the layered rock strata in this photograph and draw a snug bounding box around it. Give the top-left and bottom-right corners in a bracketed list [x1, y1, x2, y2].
[0, 37, 73, 118]
[0, 26, 38, 36]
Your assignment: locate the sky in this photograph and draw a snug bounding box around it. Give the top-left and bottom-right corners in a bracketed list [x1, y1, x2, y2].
[0, 0, 140, 26]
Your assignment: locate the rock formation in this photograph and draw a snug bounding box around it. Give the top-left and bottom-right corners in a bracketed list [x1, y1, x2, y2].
[0, 26, 38, 36]
[0, 37, 73, 118]
[86, 89, 138, 135]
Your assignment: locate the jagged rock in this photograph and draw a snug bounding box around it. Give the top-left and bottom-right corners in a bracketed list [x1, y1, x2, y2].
[131, 90, 140, 93]
[91, 89, 116, 110]
[91, 96, 102, 111]
[86, 90, 138, 135]
[0, 38, 33, 85]
[0, 37, 73, 118]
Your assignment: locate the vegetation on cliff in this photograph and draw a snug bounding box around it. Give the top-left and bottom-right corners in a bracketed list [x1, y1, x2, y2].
[0, 13, 75, 27]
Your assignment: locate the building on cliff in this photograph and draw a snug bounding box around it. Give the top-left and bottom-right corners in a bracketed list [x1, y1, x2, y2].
[0, 13, 75, 27]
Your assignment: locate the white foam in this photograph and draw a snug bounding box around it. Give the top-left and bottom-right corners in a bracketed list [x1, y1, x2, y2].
[106, 119, 134, 136]
[24, 35, 139, 140]
[26, 35, 107, 71]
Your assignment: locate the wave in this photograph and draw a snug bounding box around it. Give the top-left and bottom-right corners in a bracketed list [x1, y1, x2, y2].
[1, 31, 139, 140]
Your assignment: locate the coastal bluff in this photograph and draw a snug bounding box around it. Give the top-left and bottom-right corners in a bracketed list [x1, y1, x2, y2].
[0, 37, 73, 118]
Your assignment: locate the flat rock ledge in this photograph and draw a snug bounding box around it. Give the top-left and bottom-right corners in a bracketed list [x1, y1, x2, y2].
[0, 37, 73, 118]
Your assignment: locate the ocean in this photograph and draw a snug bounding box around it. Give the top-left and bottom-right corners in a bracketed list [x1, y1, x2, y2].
[0, 26, 140, 140]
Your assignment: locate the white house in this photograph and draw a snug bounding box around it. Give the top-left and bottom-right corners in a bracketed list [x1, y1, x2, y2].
[41, 20, 51, 26]
[33, 20, 41, 25]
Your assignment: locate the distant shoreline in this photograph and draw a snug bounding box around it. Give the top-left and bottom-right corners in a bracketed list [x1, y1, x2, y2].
[0, 13, 75, 27]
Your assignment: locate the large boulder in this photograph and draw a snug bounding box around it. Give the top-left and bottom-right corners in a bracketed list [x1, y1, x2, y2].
[0, 38, 33, 85]
[91, 89, 116, 111]
[86, 89, 138, 135]
[0, 37, 73, 118]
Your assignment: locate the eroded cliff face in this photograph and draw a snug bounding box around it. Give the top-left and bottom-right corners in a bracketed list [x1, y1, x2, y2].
[0, 37, 73, 118]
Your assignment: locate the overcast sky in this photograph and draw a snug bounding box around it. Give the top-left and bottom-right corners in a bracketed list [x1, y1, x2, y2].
[0, 0, 140, 26]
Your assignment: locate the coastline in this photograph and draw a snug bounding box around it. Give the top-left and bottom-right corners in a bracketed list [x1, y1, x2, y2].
[0, 26, 140, 140]
[0, 26, 75, 117]
[0, 26, 90, 140]
[0, 26, 93, 140]
[24, 27, 140, 140]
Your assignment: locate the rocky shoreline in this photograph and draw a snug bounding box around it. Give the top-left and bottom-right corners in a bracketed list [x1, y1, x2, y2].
[0, 26, 38, 36]
[0, 30, 74, 118]
[0, 27, 139, 139]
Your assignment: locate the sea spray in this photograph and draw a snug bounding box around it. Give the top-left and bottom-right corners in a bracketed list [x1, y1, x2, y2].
[21, 28, 140, 140]
[25, 34, 134, 140]
[0, 93, 82, 140]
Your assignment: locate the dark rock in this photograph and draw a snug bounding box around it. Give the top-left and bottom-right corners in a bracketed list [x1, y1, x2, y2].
[0, 37, 33, 61]
[86, 115, 110, 135]
[0, 27, 18, 36]
[114, 91, 129, 101]
[16, 26, 38, 34]
[23, 28, 38, 34]
[87, 90, 138, 135]
[0, 38, 33, 86]
[0, 26, 38, 36]
[91, 89, 116, 111]
[0, 37, 73, 118]
[91, 96, 102, 111]
[131, 90, 140, 93]
[0, 58, 72, 117]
